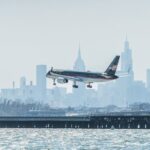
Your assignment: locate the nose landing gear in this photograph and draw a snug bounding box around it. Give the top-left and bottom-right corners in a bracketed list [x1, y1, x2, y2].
[87, 83, 92, 88]
[53, 79, 56, 86]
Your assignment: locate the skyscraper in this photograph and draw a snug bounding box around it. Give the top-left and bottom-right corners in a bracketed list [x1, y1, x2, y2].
[72, 45, 86, 106]
[121, 37, 134, 81]
[36, 65, 47, 102]
[119, 37, 135, 105]
[73, 44, 86, 71]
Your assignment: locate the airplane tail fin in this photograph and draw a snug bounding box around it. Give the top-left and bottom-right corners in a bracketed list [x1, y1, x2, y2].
[105, 55, 120, 75]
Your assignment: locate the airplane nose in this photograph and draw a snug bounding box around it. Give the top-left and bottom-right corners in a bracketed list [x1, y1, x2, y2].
[115, 75, 119, 79]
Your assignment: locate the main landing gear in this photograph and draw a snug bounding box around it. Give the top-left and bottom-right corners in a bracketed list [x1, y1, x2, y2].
[87, 83, 92, 88]
[53, 79, 56, 86]
[73, 85, 78, 88]
[72, 81, 78, 88]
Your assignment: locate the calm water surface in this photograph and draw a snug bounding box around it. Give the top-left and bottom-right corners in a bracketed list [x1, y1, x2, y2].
[0, 129, 149, 150]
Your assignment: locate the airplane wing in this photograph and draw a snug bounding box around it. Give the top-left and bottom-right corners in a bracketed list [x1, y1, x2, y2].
[61, 75, 91, 83]
[62, 75, 84, 82]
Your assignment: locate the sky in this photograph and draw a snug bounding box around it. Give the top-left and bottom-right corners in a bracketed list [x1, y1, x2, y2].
[0, 0, 150, 88]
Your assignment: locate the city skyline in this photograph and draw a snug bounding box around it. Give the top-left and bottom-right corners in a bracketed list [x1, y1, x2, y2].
[1, 38, 150, 108]
[1, 38, 150, 90]
[0, 1, 150, 88]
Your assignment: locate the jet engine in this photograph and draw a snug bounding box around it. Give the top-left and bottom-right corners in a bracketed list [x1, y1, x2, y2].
[57, 78, 68, 84]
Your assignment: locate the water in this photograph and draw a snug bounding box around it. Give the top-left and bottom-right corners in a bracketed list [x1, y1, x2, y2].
[0, 129, 149, 150]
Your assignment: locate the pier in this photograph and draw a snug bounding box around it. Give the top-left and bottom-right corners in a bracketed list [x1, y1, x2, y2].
[0, 115, 149, 129]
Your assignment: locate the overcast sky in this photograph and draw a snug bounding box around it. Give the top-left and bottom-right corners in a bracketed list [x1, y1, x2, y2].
[0, 0, 150, 88]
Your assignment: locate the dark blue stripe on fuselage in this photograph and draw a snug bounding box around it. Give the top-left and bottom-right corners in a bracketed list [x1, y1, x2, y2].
[51, 70, 116, 79]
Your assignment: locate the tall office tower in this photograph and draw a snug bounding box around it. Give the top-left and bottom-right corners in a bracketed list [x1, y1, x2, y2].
[121, 37, 134, 81]
[118, 37, 135, 105]
[72, 45, 86, 106]
[73, 45, 86, 71]
[146, 69, 150, 89]
[36, 65, 47, 102]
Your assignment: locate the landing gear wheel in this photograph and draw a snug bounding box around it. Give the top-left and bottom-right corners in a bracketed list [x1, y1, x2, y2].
[73, 81, 78, 88]
[73, 85, 78, 88]
[87, 84, 92, 88]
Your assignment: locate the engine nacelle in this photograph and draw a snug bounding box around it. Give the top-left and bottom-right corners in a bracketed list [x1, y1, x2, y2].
[57, 78, 68, 84]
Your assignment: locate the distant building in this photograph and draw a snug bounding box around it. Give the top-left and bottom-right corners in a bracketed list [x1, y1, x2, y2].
[97, 37, 149, 107]
[121, 37, 134, 81]
[118, 37, 135, 105]
[50, 87, 67, 107]
[72, 45, 87, 106]
[131, 81, 148, 103]
[1, 77, 37, 103]
[0, 65, 47, 103]
[73, 45, 86, 71]
[36, 65, 47, 102]
[20, 77, 26, 88]
[146, 69, 150, 89]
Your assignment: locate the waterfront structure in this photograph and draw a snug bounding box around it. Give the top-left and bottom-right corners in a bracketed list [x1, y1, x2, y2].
[0, 115, 149, 129]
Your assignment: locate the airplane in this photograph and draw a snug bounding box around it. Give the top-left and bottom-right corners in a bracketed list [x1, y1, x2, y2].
[46, 55, 120, 88]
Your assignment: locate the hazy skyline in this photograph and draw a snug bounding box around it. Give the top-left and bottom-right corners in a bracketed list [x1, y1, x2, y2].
[0, 0, 150, 88]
